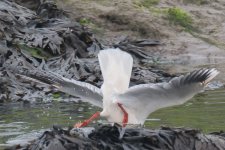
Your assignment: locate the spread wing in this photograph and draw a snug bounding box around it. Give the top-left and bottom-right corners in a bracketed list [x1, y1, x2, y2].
[13, 69, 103, 108]
[114, 68, 219, 122]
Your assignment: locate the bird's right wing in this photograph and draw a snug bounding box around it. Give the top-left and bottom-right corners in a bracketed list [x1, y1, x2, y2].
[12, 68, 103, 108]
[114, 68, 219, 120]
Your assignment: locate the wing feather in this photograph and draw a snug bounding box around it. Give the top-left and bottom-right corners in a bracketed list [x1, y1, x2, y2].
[114, 68, 219, 122]
[12, 68, 103, 107]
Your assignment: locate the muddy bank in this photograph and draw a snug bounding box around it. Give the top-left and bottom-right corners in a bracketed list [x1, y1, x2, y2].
[0, 0, 176, 103]
[6, 124, 225, 150]
[55, 0, 225, 82]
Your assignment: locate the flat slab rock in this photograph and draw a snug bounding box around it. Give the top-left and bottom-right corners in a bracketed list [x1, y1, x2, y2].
[6, 124, 225, 150]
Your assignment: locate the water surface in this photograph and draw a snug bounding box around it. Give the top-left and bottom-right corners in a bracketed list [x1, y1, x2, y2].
[148, 88, 225, 132]
[0, 88, 225, 148]
[0, 101, 100, 148]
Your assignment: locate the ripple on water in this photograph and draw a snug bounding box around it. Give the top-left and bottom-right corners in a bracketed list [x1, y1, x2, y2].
[5, 129, 47, 147]
[0, 101, 100, 148]
[0, 122, 28, 137]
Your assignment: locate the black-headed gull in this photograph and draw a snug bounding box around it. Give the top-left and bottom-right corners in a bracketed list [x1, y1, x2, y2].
[18, 48, 219, 127]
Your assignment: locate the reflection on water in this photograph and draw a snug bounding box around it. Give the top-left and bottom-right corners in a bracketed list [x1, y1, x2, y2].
[0, 88, 225, 148]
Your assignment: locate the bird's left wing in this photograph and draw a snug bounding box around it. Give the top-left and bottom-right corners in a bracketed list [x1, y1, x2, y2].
[114, 68, 219, 120]
[12, 69, 103, 108]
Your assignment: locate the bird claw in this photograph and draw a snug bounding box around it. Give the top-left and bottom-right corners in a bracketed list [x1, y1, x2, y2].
[74, 111, 100, 128]
[74, 121, 88, 128]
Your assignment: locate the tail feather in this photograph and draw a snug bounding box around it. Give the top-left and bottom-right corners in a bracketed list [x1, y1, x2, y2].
[98, 48, 133, 94]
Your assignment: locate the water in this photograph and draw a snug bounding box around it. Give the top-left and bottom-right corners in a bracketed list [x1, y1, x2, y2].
[0, 88, 225, 148]
[0, 101, 100, 148]
[148, 88, 225, 132]
[1, 58, 225, 149]
[144, 56, 225, 132]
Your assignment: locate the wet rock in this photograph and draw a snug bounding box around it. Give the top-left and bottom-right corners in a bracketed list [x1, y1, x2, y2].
[7, 125, 225, 150]
[0, 0, 172, 103]
[114, 37, 161, 59]
[13, 0, 41, 10]
[0, 0, 100, 102]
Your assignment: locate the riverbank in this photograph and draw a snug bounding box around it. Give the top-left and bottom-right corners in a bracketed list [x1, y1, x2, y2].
[56, 0, 225, 80]
[1, 0, 225, 149]
[0, 0, 176, 103]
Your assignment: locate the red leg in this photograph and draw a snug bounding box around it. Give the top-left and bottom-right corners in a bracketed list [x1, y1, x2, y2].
[74, 111, 100, 128]
[117, 103, 128, 127]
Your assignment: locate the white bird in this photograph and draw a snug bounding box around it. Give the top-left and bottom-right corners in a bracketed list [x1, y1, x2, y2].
[16, 48, 219, 127]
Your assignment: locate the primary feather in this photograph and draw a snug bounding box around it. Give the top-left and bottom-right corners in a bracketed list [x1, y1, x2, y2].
[10, 68, 103, 107]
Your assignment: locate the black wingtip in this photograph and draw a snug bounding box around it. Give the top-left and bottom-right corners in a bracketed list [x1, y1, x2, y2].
[184, 68, 219, 85]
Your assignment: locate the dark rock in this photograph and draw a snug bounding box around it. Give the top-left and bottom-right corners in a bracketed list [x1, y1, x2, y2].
[7, 125, 225, 150]
[0, 0, 172, 103]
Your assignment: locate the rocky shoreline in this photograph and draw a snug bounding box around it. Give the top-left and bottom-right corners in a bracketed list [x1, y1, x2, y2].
[1, 1, 225, 150]
[0, 0, 174, 103]
[6, 124, 225, 150]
